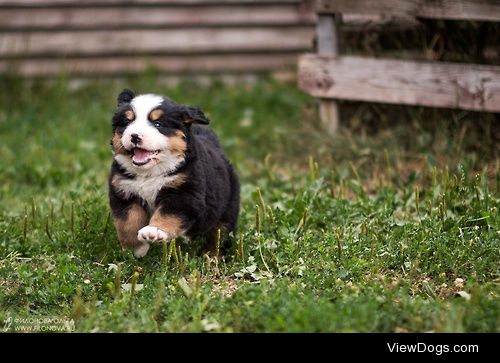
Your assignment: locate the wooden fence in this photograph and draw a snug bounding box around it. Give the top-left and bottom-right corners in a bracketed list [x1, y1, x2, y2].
[0, 0, 427, 77]
[0, 0, 317, 76]
[298, 0, 500, 134]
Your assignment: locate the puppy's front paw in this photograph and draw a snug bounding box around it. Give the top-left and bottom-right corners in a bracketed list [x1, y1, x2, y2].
[137, 225, 170, 243]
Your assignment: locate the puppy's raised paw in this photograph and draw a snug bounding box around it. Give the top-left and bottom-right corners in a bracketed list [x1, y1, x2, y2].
[138, 225, 170, 243]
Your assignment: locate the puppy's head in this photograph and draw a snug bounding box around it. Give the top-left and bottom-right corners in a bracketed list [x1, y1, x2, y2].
[111, 89, 209, 175]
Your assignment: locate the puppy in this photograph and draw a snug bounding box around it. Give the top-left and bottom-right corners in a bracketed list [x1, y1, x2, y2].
[108, 89, 240, 258]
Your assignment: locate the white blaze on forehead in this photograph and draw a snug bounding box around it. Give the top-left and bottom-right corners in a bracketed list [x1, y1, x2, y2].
[121, 93, 166, 153]
[131, 94, 164, 118]
[116, 93, 183, 176]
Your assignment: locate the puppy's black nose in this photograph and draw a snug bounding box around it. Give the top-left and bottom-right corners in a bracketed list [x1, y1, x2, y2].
[131, 133, 142, 145]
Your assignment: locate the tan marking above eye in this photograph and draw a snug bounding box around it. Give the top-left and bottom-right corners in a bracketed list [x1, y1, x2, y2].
[150, 109, 164, 121]
[124, 109, 135, 121]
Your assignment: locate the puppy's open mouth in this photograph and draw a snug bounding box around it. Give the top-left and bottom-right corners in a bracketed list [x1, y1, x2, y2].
[131, 148, 160, 166]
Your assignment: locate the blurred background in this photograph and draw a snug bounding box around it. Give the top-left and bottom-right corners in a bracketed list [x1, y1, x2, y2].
[0, 0, 317, 78]
[2, 0, 497, 78]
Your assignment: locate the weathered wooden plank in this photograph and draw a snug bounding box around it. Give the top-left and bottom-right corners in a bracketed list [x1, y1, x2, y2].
[298, 54, 500, 112]
[316, 15, 338, 55]
[316, 0, 500, 22]
[0, 27, 314, 57]
[316, 14, 341, 133]
[0, 8, 420, 33]
[0, 0, 301, 6]
[0, 53, 299, 76]
[0, 5, 314, 29]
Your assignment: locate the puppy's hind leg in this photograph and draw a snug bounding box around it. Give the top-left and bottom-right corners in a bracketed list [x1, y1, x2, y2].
[202, 225, 230, 258]
[219, 165, 240, 252]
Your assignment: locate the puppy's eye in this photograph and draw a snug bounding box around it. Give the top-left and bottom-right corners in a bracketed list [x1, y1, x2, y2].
[153, 122, 161, 128]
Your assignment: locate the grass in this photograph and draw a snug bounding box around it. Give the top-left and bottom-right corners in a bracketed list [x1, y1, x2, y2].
[0, 74, 498, 332]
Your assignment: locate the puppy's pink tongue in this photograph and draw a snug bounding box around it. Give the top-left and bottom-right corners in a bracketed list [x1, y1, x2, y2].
[133, 148, 152, 163]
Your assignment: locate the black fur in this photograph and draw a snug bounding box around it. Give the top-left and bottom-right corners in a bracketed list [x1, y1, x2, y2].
[154, 125, 240, 248]
[181, 105, 210, 125]
[117, 89, 135, 107]
[109, 90, 240, 256]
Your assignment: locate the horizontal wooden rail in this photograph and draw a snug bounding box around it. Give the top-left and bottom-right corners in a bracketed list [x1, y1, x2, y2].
[0, 5, 314, 30]
[298, 54, 500, 112]
[0, 27, 314, 57]
[0, 0, 302, 5]
[0, 53, 300, 76]
[0, 8, 417, 32]
[316, 0, 500, 22]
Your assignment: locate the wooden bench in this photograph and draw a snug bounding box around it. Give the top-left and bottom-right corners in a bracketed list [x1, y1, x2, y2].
[298, 0, 500, 134]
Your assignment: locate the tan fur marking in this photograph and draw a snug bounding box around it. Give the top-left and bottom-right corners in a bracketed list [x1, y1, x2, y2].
[150, 109, 164, 121]
[113, 203, 148, 249]
[149, 212, 183, 238]
[169, 131, 187, 155]
[124, 109, 135, 121]
[164, 172, 187, 189]
[111, 133, 127, 155]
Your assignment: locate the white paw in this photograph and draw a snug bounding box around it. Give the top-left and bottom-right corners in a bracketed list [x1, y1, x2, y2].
[133, 243, 150, 258]
[137, 225, 170, 243]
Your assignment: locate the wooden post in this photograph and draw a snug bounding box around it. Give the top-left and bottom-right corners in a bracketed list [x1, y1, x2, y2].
[316, 13, 341, 134]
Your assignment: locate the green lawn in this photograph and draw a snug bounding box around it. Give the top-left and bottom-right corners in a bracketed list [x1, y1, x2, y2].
[0, 75, 498, 332]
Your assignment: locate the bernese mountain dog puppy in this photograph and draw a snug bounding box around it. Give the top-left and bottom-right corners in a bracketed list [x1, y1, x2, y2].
[109, 89, 240, 258]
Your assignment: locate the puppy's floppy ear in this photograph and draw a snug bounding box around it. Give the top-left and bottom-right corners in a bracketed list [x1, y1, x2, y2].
[117, 89, 135, 107]
[181, 105, 210, 125]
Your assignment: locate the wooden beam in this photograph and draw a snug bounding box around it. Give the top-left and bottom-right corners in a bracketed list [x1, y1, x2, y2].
[316, 0, 500, 22]
[0, 27, 314, 57]
[315, 13, 341, 134]
[298, 54, 500, 112]
[0, 0, 301, 6]
[0, 8, 420, 32]
[0, 53, 300, 76]
[316, 15, 339, 55]
[0, 5, 315, 30]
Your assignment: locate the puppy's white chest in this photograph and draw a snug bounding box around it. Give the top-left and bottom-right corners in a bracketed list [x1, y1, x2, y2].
[114, 174, 177, 210]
